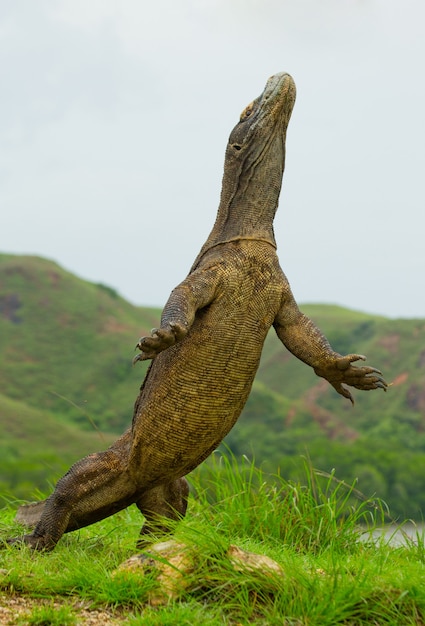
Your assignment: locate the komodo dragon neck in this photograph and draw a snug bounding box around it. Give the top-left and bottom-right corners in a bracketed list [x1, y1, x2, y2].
[192, 72, 296, 268]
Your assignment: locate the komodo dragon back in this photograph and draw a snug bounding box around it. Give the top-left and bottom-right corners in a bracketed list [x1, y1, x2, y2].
[8, 72, 387, 551]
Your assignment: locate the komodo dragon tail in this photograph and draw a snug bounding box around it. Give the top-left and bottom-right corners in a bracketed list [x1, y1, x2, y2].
[15, 501, 47, 528]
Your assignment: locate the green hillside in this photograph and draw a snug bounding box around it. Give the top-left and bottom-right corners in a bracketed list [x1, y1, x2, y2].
[0, 253, 154, 431]
[0, 392, 115, 499]
[1, 253, 424, 517]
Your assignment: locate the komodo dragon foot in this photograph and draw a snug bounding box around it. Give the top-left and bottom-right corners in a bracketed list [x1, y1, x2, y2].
[6, 534, 55, 551]
[133, 322, 187, 362]
[314, 354, 388, 404]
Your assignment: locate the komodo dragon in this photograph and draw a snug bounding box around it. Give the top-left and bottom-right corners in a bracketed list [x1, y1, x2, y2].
[8, 71, 387, 551]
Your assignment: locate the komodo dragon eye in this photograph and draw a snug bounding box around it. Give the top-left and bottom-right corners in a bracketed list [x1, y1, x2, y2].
[239, 101, 254, 121]
[229, 99, 259, 151]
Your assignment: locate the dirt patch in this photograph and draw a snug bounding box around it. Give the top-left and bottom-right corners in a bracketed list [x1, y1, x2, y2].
[101, 317, 132, 334]
[391, 372, 409, 386]
[0, 593, 129, 625]
[418, 350, 425, 369]
[303, 380, 359, 442]
[407, 384, 425, 413]
[378, 334, 400, 355]
[0, 294, 22, 324]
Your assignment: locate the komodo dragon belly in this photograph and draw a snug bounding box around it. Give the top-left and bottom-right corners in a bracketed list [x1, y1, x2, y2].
[129, 253, 284, 484]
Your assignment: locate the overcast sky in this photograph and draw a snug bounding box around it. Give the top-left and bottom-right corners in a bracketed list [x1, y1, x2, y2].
[2, 0, 424, 318]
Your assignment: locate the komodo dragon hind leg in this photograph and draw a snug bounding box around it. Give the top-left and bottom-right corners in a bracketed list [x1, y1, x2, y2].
[7, 448, 137, 551]
[135, 477, 189, 548]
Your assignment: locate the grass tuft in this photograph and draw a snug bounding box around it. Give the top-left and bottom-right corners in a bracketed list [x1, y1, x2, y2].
[17, 603, 77, 626]
[189, 451, 386, 554]
[0, 454, 424, 624]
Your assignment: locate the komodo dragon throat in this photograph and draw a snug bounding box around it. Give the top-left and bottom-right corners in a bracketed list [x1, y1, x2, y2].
[8, 72, 387, 551]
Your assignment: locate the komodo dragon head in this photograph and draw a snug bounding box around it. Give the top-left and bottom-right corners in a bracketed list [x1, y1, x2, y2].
[196, 72, 296, 261]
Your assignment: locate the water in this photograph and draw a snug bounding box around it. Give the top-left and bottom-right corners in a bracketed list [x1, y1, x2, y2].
[361, 523, 425, 547]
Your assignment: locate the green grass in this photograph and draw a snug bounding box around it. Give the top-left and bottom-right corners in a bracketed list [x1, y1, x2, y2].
[17, 603, 77, 626]
[1, 455, 424, 624]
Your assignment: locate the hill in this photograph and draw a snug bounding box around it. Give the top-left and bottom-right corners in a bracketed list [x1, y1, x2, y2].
[1, 253, 425, 516]
[0, 253, 155, 431]
[0, 392, 115, 498]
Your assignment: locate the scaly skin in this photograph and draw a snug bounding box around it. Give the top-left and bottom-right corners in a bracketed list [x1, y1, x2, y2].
[8, 72, 387, 551]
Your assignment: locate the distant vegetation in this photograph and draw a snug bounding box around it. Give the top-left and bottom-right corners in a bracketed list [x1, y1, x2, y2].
[1, 253, 424, 519]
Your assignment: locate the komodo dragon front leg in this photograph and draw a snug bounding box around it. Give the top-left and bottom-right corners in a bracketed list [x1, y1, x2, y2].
[274, 290, 387, 404]
[133, 263, 222, 362]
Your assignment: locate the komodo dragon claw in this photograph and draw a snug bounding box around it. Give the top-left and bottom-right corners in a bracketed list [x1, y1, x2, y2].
[314, 353, 388, 405]
[133, 323, 188, 363]
[365, 372, 387, 390]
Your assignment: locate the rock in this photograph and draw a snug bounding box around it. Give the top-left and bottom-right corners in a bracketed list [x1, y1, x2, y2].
[227, 545, 283, 576]
[116, 540, 193, 605]
[115, 539, 283, 605]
